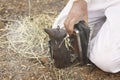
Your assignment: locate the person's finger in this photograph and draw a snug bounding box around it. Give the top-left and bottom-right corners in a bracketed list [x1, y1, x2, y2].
[68, 18, 77, 35]
[83, 15, 88, 23]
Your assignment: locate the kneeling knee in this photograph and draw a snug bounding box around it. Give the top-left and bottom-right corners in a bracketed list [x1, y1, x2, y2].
[90, 55, 119, 73]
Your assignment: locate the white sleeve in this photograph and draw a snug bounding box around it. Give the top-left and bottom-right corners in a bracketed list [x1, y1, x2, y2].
[52, 0, 74, 28]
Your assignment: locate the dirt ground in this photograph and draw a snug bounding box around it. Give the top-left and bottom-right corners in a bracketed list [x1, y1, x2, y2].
[0, 0, 120, 80]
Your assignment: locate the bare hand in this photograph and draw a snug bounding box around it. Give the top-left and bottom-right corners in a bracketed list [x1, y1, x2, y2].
[64, 0, 88, 35]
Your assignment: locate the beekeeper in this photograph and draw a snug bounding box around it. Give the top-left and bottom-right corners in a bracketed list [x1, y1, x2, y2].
[52, 0, 120, 73]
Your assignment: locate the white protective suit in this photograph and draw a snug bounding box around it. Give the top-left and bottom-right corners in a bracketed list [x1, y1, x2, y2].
[52, 0, 120, 73]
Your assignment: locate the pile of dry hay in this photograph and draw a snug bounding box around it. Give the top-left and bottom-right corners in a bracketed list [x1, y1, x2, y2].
[0, 14, 55, 63]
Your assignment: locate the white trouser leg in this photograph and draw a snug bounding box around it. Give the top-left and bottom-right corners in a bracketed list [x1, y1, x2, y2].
[89, 0, 120, 73]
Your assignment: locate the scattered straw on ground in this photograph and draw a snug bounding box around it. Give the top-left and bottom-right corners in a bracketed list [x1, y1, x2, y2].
[0, 14, 55, 64]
